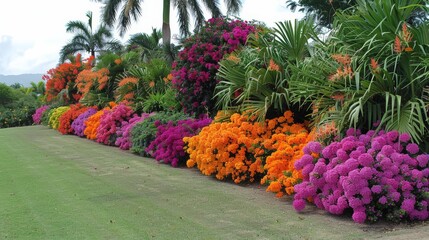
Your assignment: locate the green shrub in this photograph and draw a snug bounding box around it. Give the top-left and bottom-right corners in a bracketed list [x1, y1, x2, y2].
[130, 111, 189, 156]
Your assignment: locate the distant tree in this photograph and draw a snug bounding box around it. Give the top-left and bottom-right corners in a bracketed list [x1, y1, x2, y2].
[59, 11, 123, 63]
[9, 83, 23, 89]
[285, 0, 357, 29]
[0, 83, 16, 105]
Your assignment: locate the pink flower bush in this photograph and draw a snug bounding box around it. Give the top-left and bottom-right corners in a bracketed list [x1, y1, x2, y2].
[172, 17, 256, 117]
[293, 129, 429, 223]
[146, 117, 212, 167]
[32, 105, 49, 124]
[115, 113, 153, 150]
[96, 103, 135, 145]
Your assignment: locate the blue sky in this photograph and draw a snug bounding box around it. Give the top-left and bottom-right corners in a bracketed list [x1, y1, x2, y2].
[0, 0, 303, 75]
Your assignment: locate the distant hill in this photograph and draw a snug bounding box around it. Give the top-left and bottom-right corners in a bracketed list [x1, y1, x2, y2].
[0, 74, 44, 87]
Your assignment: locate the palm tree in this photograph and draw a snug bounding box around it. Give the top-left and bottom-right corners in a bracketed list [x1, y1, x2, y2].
[59, 11, 123, 63]
[93, 0, 242, 62]
[127, 28, 163, 61]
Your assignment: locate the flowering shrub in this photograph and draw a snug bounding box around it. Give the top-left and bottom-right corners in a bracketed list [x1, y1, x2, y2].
[115, 113, 153, 150]
[43, 54, 94, 103]
[293, 129, 429, 223]
[58, 104, 91, 135]
[32, 105, 50, 124]
[72, 107, 98, 137]
[185, 111, 310, 184]
[48, 106, 70, 130]
[147, 117, 212, 167]
[130, 112, 189, 156]
[172, 17, 256, 117]
[84, 102, 116, 140]
[96, 103, 135, 145]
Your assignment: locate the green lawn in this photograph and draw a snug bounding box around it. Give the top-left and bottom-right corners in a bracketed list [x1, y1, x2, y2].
[0, 125, 427, 240]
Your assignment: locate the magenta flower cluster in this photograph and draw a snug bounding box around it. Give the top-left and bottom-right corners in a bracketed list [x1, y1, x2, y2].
[96, 104, 135, 145]
[32, 105, 50, 124]
[293, 129, 429, 224]
[146, 117, 212, 167]
[172, 17, 255, 117]
[115, 113, 153, 150]
[71, 108, 97, 137]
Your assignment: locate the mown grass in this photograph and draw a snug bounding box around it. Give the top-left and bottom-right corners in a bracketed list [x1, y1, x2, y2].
[0, 125, 427, 240]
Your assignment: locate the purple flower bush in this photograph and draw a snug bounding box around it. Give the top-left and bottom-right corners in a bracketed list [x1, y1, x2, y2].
[32, 105, 50, 124]
[293, 129, 429, 224]
[71, 108, 97, 137]
[115, 113, 153, 150]
[146, 117, 212, 167]
[172, 17, 256, 117]
[96, 104, 135, 145]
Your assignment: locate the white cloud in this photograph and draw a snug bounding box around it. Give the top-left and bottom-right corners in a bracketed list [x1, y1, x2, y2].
[0, 1, 303, 75]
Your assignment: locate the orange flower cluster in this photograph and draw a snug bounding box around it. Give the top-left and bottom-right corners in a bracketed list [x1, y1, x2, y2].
[185, 111, 311, 190]
[75, 68, 110, 97]
[268, 59, 280, 72]
[43, 54, 93, 103]
[84, 102, 116, 140]
[260, 113, 311, 197]
[329, 54, 353, 81]
[58, 104, 93, 135]
[184, 113, 267, 184]
[394, 23, 413, 53]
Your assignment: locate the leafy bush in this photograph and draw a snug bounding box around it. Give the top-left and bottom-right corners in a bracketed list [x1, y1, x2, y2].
[130, 111, 189, 156]
[293, 129, 429, 223]
[171, 17, 256, 117]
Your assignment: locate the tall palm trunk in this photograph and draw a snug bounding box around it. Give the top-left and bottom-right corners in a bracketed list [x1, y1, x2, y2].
[162, 0, 174, 64]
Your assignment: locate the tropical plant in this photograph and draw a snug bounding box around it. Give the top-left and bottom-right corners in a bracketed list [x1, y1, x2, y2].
[214, 18, 316, 122]
[127, 28, 164, 62]
[94, 0, 242, 62]
[59, 11, 122, 63]
[172, 17, 256, 117]
[289, 0, 429, 143]
[115, 58, 173, 113]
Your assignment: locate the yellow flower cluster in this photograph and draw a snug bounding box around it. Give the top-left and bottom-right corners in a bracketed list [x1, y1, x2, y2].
[48, 106, 71, 130]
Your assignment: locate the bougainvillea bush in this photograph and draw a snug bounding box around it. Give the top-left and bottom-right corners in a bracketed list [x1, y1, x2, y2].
[146, 117, 212, 167]
[84, 102, 116, 140]
[130, 111, 189, 156]
[58, 104, 91, 135]
[32, 105, 50, 124]
[171, 17, 256, 117]
[185, 111, 310, 186]
[115, 113, 153, 150]
[293, 129, 429, 224]
[96, 103, 135, 146]
[71, 107, 98, 137]
[48, 106, 71, 130]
